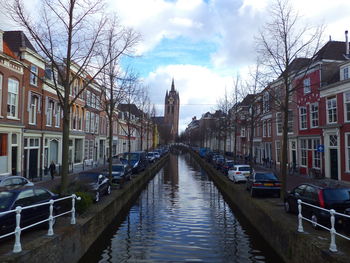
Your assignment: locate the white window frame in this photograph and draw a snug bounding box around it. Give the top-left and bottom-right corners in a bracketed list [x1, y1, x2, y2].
[312, 138, 321, 169]
[46, 100, 54, 126]
[30, 65, 38, 86]
[267, 120, 272, 137]
[310, 103, 319, 128]
[344, 67, 349, 80]
[303, 78, 311, 94]
[327, 97, 337, 124]
[276, 112, 282, 135]
[275, 141, 281, 164]
[300, 139, 307, 167]
[262, 120, 266, 137]
[299, 107, 307, 130]
[0, 74, 2, 116]
[29, 95, 38, 125]
[344, 91, 350, 123]
[346, 133, 350, 172]
[55, 104, 60, 128]
[7, 78, 19, 118]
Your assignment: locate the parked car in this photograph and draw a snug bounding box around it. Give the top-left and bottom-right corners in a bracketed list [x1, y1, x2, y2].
[74, 173, 111, 202]
[214, 157, 225, 170]
[147, 152, 156, 163]
[246, 171, 281, 197]
[121, 151, 149, 174]
[110, 164, 131, 185]
[0, 185, 59, 235]
[0, 176, 34, 187]
[284, 182, 350, 229]
[228, 165, 251, 183]
[220, 160, 235, 175]
[154, 152, 161, 159]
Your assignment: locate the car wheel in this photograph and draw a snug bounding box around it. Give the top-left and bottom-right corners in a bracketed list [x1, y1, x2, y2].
[95, 191, 100, 202]
[250, 188, 256, 197]
[311, 214, 319, 229]
[284, 200, 291, 213]
[232, 177, 236, 183]
[106, 185, 111, 195]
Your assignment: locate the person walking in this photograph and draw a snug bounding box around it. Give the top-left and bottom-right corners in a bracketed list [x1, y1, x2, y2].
[49, 161, 56, 180]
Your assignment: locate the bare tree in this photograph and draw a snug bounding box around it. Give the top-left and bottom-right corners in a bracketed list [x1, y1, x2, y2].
[6, 0, 139, 193]
[136, 86, 151, 151]
[257, 0, 323, 198]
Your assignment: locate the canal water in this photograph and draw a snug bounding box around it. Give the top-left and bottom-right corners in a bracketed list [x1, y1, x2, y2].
[80, 154, 283, 263]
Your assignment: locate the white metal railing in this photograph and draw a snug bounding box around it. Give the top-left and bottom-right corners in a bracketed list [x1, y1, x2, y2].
[0, 194, 81, 253]
[297, 199, 350, 252]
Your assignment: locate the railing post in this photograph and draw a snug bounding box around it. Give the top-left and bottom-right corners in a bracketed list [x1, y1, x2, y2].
[48, 199, 54, 236]
[13, 206, 22, 253]
[329, 209, 337, 252]
[297, 199, 304, 233]
[71, 194, 81, 224]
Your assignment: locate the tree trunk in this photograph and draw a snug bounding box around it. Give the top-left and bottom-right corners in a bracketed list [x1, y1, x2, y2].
[280, 93, 289, 200]
[108, 112, 113, 179]
[60, 103, 70, 194]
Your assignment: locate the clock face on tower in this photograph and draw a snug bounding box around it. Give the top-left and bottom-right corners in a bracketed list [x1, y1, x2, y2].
[168, 97, 174, 104]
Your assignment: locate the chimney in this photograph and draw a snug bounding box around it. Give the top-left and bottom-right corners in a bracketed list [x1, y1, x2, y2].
[346, 30, 349, 57]
[0, 30, 3, 53]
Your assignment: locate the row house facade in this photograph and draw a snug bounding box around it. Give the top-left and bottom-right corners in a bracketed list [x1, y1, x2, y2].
[0, 30, 155, 179]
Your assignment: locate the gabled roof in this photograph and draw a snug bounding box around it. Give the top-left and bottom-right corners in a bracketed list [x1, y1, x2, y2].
[239, 94, 255, 106]
[4, 31, 36, 54]
[117, 104, 142, 117]
[3, 41, 16, 58]
[313, 41, 348, 61]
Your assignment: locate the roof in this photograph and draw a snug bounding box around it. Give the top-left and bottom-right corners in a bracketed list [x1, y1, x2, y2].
[313, 41, 348, 61]
[3, 41, 17, 58]
[117, 104, 142, 117]
[239, 94, 255, 106]
[3, 31, 36, 54]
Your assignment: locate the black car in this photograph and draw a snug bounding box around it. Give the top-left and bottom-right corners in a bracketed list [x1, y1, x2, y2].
[74, 173, 111, 202]
[220, 160, 236, 175]
[284, 182, 350, 229]
[0, 185, 59, 235]
[110, 164, 131, 185]
[121, 151, 149, 174]
[246, 171, 281, 197]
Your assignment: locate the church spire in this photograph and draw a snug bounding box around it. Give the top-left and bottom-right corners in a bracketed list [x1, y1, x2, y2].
[171, 78, 175, 91]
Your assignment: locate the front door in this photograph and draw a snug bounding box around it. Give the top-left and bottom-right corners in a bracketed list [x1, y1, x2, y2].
[11, 147, 17, 175]
[29, 149, 38, 179]
[330, 149, 338, 180]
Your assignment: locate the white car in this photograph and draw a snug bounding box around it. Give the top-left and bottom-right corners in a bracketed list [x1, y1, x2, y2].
[228, 165, 251, 183]
[0, 176, 34, 187]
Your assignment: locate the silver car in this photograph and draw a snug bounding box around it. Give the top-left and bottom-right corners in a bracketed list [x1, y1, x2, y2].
[0, 176, 34, 187]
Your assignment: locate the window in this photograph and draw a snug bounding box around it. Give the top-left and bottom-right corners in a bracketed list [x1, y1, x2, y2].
[262, 120, 266, 137]
[91, 112, 95, 132]
[30, 65, 38, 86]
[344, 67, 349, 80]
[95, 115, 99, 133]
[7, 78, 19, 118]
[303, 78, 311, 94]
[299, 107, 307, 130]
[288, 110, 293, 133]
[313, 139, 321, 169]
[310, 103, 319, 127]
[46, 100, 54, 126]
[327, 97, 337, 123]
[55, 104, 60, 127]
[346, 134, 350, 172]
[29, 95, 38, 125]
[276, 112, 282, 135]
[267, 120, 272, 137]
[0, 134, 7, 156]
[85, 111, 90, 132]
[300, 139, 307, 167]
[0, 74, 2, 116]
[87, 91, 91, 106]
[263, 92, 270, 112]
[275, 141, 281, 163]
[345, 92, 350, 122]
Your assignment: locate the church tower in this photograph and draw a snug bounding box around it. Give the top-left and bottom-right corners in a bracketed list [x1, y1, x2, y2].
[164, 79, 180, 141]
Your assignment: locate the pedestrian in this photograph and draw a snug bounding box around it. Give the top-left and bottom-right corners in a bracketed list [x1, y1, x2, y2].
[49, 161, 56, 180]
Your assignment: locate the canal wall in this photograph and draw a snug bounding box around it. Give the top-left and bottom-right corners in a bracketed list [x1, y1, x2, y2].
[190, 151, 349, 263]
[0, 155, 169, 263]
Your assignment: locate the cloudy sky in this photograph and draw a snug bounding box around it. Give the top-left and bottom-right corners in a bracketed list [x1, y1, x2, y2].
[2, 0, 350, 132]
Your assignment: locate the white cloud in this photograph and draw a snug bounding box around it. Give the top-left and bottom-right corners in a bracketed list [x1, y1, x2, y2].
[143, 64, 233, 132]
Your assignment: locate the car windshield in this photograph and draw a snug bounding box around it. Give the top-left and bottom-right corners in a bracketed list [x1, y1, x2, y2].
[324, 189, 350, 201]
[0, 191, 16, 212]
[239, 167, 250, 171]
[255, 173, 277, 180]
[112, 166, 124, 172]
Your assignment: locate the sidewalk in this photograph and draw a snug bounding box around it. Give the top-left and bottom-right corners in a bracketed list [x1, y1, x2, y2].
[35, 163, 107, 191]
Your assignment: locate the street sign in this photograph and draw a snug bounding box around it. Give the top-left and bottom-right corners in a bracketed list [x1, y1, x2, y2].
[317, 144, 324, 153]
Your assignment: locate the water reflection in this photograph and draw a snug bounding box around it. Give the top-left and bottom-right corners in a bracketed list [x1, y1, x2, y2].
[81, 154, 282, 263]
